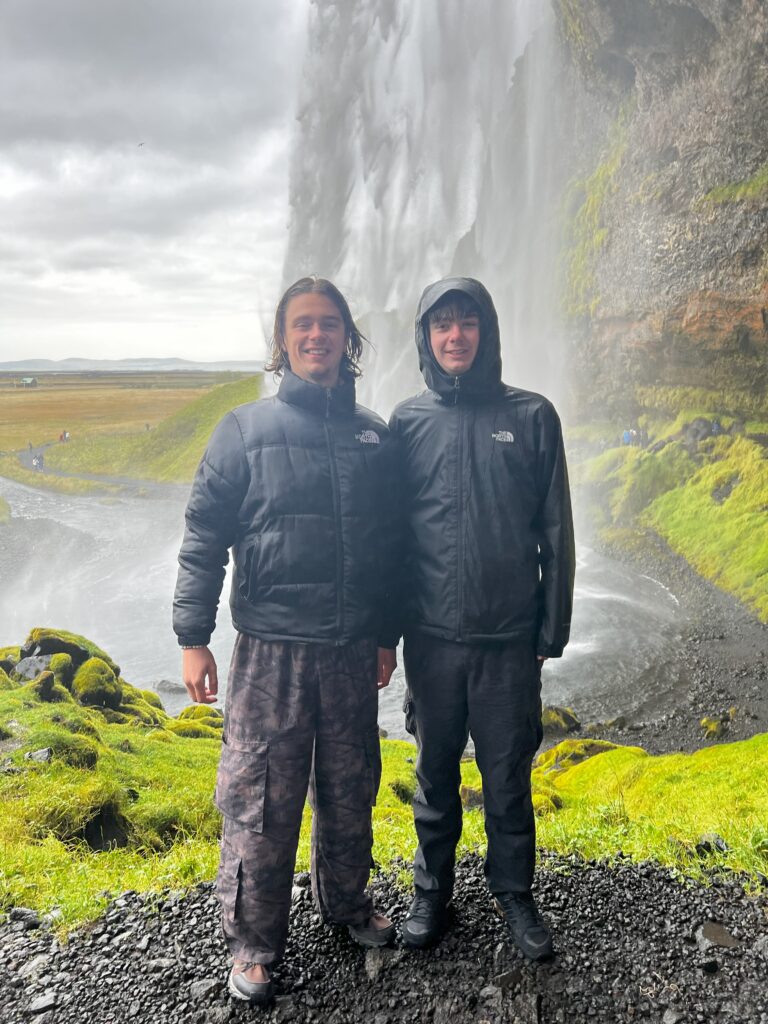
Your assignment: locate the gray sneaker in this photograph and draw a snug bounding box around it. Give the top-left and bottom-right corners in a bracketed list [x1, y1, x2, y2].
[228, 962, 274, 1004]
[347, 913, 396, 948]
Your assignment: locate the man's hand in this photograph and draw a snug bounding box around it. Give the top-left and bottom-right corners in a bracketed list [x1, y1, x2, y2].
[377, 647, 396, 689]
[182, 646, 219, 704]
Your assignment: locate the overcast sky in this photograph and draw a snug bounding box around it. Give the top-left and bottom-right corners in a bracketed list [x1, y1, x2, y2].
[0, 0, 306, 362]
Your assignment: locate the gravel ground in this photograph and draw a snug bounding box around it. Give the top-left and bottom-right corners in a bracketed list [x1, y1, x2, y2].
[576, 532, 768, 756]
[2, 854, 767, 1024]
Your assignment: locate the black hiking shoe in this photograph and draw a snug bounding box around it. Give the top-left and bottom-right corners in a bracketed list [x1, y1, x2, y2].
[400, 893, 451, 949]
[494, 891, 553, 960]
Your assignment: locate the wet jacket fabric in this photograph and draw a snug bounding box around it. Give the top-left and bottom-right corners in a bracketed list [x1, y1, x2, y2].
[389, 277, 575, 657]
[173, 370, 399, 649]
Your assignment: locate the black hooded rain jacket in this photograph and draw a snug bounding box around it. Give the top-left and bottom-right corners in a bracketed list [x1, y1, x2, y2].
[173, 370, 399, 650]
[389, 277, 575, 657]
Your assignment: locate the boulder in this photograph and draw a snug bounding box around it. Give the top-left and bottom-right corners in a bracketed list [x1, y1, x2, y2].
[13, 655, 53, 681]
[72, 658, 123, 710]
[21, 628, 120, 677]
[542, 704, 581, 735]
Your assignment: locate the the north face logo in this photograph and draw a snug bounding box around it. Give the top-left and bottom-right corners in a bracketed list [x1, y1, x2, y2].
[356, 430, 380, 445]
[492, 430, 514, 443]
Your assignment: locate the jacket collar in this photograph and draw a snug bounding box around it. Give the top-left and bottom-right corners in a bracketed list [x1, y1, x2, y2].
[415, 277, 504, 403]
[277, 369, 356, 418]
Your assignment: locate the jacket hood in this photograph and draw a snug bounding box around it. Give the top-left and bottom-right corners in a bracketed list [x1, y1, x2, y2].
[415, 277, 503, 401]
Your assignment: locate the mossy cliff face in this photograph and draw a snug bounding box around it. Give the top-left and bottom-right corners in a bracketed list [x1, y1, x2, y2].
[552, 0, 768, 414]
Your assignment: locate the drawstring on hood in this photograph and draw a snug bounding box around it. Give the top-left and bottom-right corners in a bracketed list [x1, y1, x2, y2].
[416, 277, 504, 402]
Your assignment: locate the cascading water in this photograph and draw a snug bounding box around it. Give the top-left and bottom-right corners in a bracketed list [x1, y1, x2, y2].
[283, 0, 566, 414]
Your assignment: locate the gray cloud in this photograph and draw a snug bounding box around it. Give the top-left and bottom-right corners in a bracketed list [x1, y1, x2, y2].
[0, 0, 306, 360]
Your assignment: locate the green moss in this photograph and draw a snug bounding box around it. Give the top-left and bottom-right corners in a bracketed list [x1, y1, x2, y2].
[0, 667, 18, 691]
[21, 672, 75, 705]
[703, 162, 768, 204]
[536, 738, 624, 774]
[26, 729, 101, 769]
[25, 628, 120, 676]
[72, 658, 123, 710]
[0, 496, 10, 524]
[635, 386, 768, 421]
[563, 110, 629, 318]
[701, 717, 726, 740]
[644, 436, 768, 620]
[177, 704, 223, 725]
[542, 705, 580, 735]
[49, 653, 74, 689]
[139, 689, 164, 710]
[165, 719, 222, 740]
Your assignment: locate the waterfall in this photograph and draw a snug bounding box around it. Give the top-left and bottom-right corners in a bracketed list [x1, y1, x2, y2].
[283, 0, 570, 414]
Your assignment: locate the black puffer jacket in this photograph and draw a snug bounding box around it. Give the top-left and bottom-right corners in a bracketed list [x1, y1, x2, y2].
[173, 370, 399, 649]
[389, 277, 575, 657]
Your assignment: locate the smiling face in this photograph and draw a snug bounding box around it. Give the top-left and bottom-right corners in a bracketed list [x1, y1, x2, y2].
[282, 292, 347, 387]
[428, 302, 481, 376]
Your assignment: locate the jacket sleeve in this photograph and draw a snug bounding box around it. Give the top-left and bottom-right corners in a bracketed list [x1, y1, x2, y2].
[173, 412, 249, 646]
[532, 402, 575, 658]
[375, 419, 405, 649]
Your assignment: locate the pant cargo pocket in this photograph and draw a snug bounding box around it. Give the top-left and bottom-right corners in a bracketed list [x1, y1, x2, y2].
[215, 737, 269, 832]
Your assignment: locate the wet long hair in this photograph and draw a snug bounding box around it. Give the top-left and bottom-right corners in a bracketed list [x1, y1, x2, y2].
[265, 277, 368, 380]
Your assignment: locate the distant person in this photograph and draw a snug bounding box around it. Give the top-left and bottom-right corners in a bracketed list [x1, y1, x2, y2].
[622, 428, 631, 446]
[173, 277, 400, 1005]
[390, 277, 575, 960]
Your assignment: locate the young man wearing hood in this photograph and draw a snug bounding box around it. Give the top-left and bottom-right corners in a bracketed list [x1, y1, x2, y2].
[389, 277, 575, 960]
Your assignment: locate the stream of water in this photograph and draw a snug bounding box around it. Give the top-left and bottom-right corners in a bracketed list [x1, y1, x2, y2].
[0, 478, 685, 738]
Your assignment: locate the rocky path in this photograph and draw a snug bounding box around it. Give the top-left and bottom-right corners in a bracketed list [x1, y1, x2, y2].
[3, 855, 767, 1024]
[581, 532, 768, 756]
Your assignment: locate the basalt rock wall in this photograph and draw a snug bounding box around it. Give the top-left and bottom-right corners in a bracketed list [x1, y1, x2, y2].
[555, 0, 768, 414]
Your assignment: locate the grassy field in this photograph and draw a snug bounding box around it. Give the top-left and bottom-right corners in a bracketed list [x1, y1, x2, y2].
[45, 375, 262, 483]
[0, 372, 252, 453]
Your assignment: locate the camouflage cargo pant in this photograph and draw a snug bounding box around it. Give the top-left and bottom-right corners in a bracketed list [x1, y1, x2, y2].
[214, 634, 382, 965]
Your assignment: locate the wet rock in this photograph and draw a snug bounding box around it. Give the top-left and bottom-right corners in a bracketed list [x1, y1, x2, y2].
[695, 921, 739, 951]
[29, 992, 58, 1014]
[364, 947, 395, 981]
[695, 833, 729, 856]
[24, 747, 52, 763]
[459, 785, 483, 809]
[10, 907, 41, 928]
[18, 953, 50, 979]
[188, 977, 219, 1001]
[13, 656, 53, 680]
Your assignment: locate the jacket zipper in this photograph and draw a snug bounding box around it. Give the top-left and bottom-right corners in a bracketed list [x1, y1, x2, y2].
[324, 388, 344, 642]
[455, 377, 464, 641]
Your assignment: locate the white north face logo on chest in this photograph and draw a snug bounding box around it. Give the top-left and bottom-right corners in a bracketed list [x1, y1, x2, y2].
[492, 430, 515, 443]
[355, 430, 380, 445]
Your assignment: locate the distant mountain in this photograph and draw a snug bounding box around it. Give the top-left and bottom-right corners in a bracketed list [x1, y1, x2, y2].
[0, 357, 264, 373]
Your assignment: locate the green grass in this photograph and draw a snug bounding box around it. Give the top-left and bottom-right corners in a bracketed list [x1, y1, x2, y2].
[644, 435, 768, 620]
[45, 375, 262, 483]
[635, 386, 768, 420]
[0, 455, 120, 496]
[0, 496, 10, 523]
[2, 665, 767, 931]
[536, 736, 768, 884]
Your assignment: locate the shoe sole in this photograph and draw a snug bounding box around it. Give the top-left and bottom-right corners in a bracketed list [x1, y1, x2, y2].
[347, 924, 397, 948]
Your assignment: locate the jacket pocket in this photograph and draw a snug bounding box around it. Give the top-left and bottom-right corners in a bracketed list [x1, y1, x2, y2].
[214, 736, 269, 832]
[402, 690, 417, 738]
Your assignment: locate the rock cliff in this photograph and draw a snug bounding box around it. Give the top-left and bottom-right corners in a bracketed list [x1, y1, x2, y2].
[555, 0, 768, 413]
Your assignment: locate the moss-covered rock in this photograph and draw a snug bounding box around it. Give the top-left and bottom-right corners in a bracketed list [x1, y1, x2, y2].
[165, 719, 222, 740]
[0, 666, 18, 691]
[536, 738, 621, 775]
[139, 689, 164, 711]
[177, 704, 223, 726]
[701, 716, 726, 739]
[72, 658, 123, 710]
[49, 653, 74, 689]
[21, 671, 75, 704]
[27, 729, 101, 769]
[49, 709, 101, 741]
[23, 628, 120, 677]
[542, 705, 581, 736]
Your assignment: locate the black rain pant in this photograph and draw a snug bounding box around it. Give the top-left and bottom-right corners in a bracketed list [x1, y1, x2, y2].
[214, 634, 381, 965]
[403, 633, 543, 899]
